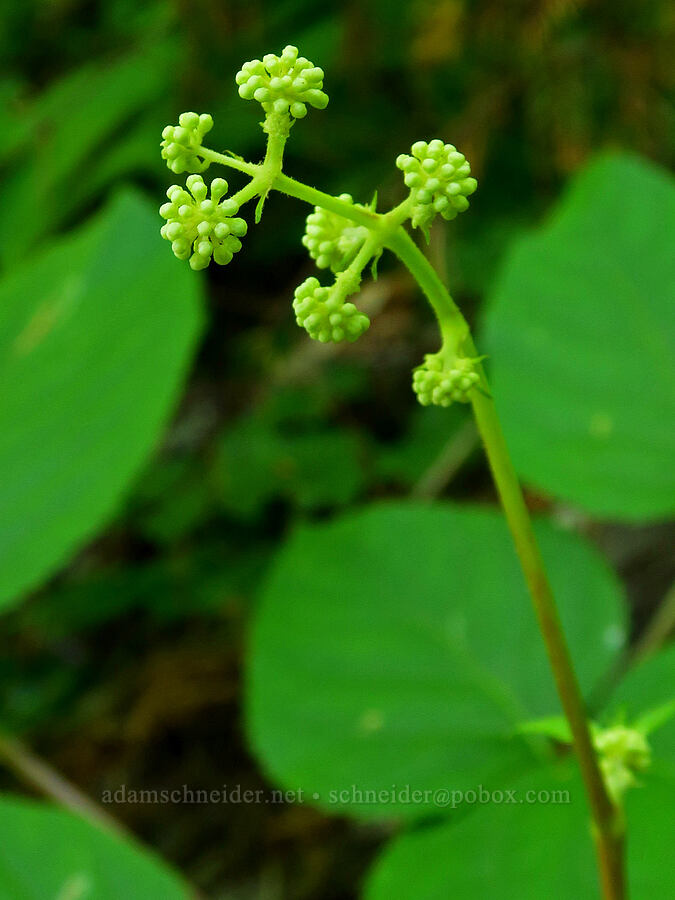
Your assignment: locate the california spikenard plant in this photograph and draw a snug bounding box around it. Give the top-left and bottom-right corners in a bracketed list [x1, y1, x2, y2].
[159, 46, 669, 899]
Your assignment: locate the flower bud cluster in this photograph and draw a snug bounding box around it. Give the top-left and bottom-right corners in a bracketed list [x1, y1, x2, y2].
[235, 45, 329, 118]
[161, 112, 213, 174]
[159, 175, 247, 271]
[594, 726, 651, 803]
[302, 196, 370, 273]
[293, 276, 369, 343]
[412, 353, 480, 407]
[396, 140, 477, 230]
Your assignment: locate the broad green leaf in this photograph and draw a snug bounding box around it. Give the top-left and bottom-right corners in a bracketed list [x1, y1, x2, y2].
[0, 796, 189, 899]
[481, 153, 675, 521]
[247, 504, 625, 820]
[0, 191, 203, 611]
[365, 766, 674, 899]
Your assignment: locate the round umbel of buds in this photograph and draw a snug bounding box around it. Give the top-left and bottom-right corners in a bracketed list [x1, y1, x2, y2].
[412, 353, 480, 407]
[161, 112, 214, 174]
[396, 139, 478, 230]
[159, 175, 248, 271]
[293, 276, 370, 343]
[301, 195, 370, 273]
[235, 45, 329, 119]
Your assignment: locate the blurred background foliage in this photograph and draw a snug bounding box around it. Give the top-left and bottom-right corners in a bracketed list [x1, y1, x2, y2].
[0, 1, 673, 897]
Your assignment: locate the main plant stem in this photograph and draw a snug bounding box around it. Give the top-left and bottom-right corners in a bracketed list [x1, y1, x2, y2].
[387, 227, 625, 900]
[195, 146, 625, 895]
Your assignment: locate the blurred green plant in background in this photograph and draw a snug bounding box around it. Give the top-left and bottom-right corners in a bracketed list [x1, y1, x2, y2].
[0, 1, 673, 897]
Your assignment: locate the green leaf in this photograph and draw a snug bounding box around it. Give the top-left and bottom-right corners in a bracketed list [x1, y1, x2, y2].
[481, 153, 675, 521]
[247, 503, 625, 820]
[365, 766, 674, 899]
[517, 715, 572, 744]
[0, 46, 169, 165]
[254, 193, 267, 224]
[634, 699, 675, 740]
[0, 795, 189, 899]
[0, 191, 203, 611]
[0, 44, 174, 267]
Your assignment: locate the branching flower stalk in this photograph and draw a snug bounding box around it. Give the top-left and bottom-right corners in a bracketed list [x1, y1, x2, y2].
[159, 45, 627, 898]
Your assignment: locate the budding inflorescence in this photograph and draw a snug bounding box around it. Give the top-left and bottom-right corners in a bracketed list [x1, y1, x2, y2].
[302, 196, 370, 273]
[161, 112, 213, 174]
[412, 353, 481, 407]
[397, 140, 478, 231]
[594, 726, 651, 804]
[293, 276, 370, 343]
[158, 53, 480, 407]
[160, 175, 247, 271]
[235, 45, 328, 119]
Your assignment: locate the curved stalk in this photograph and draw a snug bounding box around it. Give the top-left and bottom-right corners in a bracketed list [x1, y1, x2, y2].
[386, 226, 626, 900]
[193, 146, 626, 897]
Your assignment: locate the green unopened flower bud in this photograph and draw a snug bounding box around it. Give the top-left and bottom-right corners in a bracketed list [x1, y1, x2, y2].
[293, 276, 369, 343]
[159, 174, 247, 271]
[161, 112, 213, 174]
[301, 195, 370, 273]
[235, 45, 329, 118]
[397, 139, 477, 230]
[412, 353, 480, 407]
[594, 726, 651, 804]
